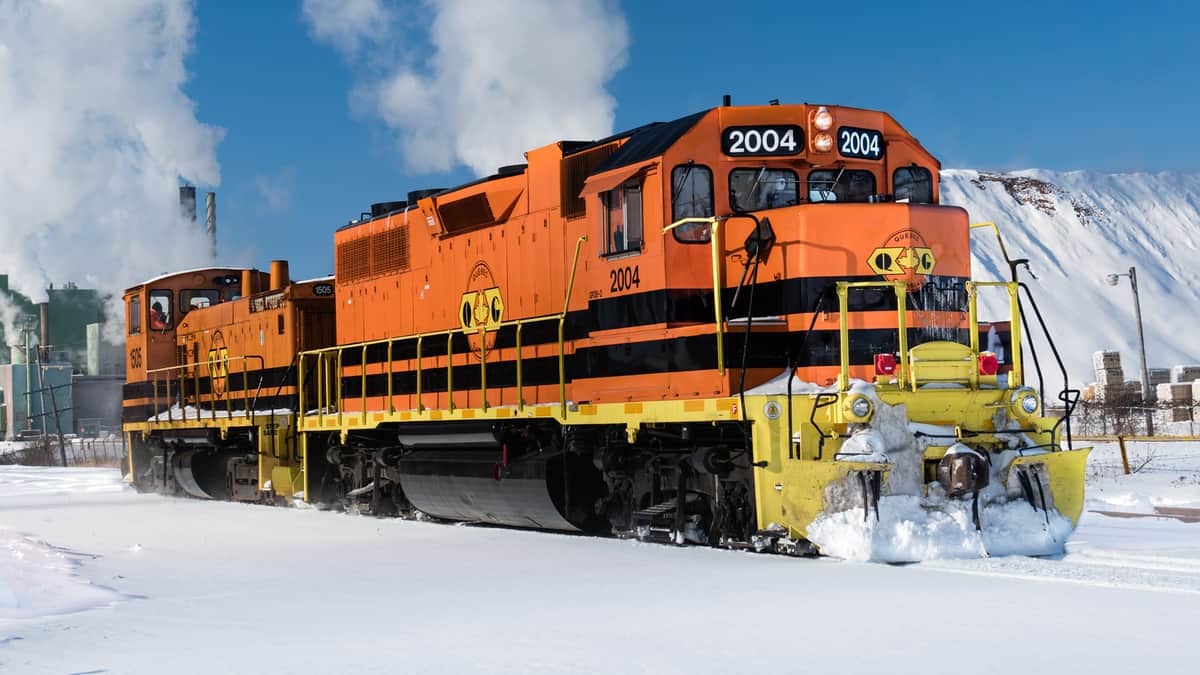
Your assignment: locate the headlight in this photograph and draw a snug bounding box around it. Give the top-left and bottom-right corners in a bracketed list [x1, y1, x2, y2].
[813, 132, 833, 152]
[813, 106, 834, 131]
[1010, 388, 1040, 417]
[844, 394, 873, 422]
[1021, 394, 1039, 414]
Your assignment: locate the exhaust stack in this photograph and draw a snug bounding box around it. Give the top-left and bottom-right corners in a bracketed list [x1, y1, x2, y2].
[269, 260, 289, 292]
[241, 269, 255, 298]
[179, 186, 197, 223]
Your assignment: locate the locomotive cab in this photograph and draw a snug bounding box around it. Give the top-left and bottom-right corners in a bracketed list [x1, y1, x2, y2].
[122, 267, 255, 422]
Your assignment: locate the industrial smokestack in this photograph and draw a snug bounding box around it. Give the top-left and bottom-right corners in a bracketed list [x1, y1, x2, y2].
[39, 302, 49, 351]
[205, 191, 216, 259]
[179, 186, 197, 223]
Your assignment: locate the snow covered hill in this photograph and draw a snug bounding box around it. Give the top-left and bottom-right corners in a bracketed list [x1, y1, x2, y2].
[941, 169, 1200, 384]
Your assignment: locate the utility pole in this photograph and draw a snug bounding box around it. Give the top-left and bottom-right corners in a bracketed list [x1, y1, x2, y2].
[1105, 266, 1152, 402]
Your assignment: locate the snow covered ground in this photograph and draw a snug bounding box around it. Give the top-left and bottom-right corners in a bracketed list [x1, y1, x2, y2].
[1, 441, 1197, 674]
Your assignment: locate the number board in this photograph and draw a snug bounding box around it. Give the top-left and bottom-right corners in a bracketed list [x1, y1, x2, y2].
[837, 126, 884, 160]
[312, 283, 334, 296]
[721, 125, 803, 156]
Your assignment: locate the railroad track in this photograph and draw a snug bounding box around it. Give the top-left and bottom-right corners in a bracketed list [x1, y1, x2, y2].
[1088, 507, 1200, 523]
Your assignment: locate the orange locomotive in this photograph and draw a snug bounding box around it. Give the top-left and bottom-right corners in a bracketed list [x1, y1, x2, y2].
[123, 264, 335, 499]
[125, 100, 1088, 554]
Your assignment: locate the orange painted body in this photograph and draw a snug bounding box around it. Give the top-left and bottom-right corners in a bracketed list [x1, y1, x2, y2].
[331, 104, 968, 414]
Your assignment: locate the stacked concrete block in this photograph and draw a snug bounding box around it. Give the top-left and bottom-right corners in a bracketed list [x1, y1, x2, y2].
[1096, 382, 1141, 404]
[1156, 382, 1193, 404]
[1193, 380, 1200, 403]
[1148, 368, 1171, 386]
[1171, 365, 1200, 383]
[1092, 351, 1141, 402]
[1092, 351, 1124, 386]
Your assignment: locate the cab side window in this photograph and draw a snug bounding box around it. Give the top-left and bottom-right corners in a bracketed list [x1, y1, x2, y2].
[180, 289, 219, 315]
[148, 289, 172, 330]
[602, 181, 643, 255]
[128, 296, 141, 335]
[671, 164, 713, 243]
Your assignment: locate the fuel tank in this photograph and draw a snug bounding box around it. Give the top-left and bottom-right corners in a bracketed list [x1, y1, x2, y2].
[389, 424, 606, 532]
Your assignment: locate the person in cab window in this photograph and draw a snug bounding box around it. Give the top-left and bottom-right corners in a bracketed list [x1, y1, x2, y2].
[612, 222, 625, 253]
[150, 301, 167, 330]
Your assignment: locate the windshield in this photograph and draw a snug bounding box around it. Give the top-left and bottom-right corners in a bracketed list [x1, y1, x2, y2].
[729, 168, 798, 212]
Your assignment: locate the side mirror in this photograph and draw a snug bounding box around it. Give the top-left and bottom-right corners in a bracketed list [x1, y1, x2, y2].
[743, 217, 776, 263]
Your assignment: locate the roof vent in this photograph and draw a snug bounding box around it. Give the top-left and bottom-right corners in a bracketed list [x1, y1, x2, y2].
[408, 188, 445, 203]
[370, 201, 407, 218]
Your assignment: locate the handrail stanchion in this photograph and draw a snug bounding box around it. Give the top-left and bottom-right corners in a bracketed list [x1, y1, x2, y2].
[559, 236, 587, 416]
[836, 283, 850, 391]
[663, 218, 724, 373]
[361, 344, 369, 419]
[479, 327, 488, 411]
[516, 321, 524, 411]
[416, 335, 424, 413]
[386, 340, 394, 414]
[298, 355, 306, 423]
[895, 281, 908, 389]
[224, 356, 233, 418]
[316, 352, 325, 426]
[336, 349, 344, 424]
[242, 357, 250, 418]
[1007, 281, 1023, 388]
[446, 333, 455, 412]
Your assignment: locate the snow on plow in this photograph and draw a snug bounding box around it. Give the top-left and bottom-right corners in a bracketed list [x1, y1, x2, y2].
[775, 384, 1090, 562]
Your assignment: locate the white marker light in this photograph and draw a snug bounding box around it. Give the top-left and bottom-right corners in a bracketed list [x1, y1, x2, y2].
[813, 106, 834, 131]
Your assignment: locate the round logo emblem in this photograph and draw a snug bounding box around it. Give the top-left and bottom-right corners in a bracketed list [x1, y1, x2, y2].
[458, 261, 504, 360]
[867, 229, 937, 290]
[763, 401, 782, 420]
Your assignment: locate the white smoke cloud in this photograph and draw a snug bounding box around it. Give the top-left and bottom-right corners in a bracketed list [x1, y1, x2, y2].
[300, 0, 391, 56]
[0, 0, 222, 343]
[305, 0, 628, 177]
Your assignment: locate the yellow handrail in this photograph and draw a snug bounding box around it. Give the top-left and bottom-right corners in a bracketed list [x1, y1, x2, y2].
[969, 280, 1024, 388]
[298, 235, 589, 422]
[663, 217, 725, 373]
[559, 236, 587, 416]
[836, 281, 907, 391]
[969, 222, 1015, 266]
[146, 355, 266, 423]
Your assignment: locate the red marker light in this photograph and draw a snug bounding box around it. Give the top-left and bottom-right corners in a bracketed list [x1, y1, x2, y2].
[874, 353, 897, 376]
[978, 352, 999, 376]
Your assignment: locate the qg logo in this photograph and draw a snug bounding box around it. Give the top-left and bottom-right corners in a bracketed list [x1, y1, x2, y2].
[458, 261, 505, 360]
[206, 330, 230, 396]
[867, 229, 936, 289]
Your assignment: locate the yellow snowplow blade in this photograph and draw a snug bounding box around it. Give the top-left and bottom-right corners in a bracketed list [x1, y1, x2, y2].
[775, 460, 891, 537]
[1006, 447, 1091, 525]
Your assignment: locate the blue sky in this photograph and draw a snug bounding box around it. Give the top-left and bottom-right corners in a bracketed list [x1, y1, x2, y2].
[188, 1, 1200, 280]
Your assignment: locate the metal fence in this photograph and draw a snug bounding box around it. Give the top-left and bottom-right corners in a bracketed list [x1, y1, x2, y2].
[0, 436, 125, 468]
[1068, 402, 1199, 438]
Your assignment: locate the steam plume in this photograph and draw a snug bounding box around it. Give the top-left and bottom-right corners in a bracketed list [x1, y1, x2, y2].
[304, 0, 629, 176]
[0, 0, 223, 341]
